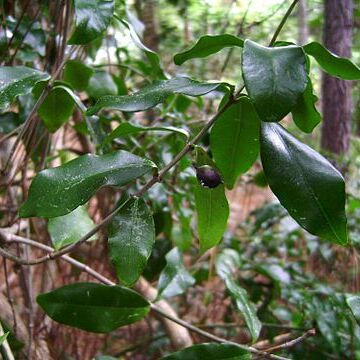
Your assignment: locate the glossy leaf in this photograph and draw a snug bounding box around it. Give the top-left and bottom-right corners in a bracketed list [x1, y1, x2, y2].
[157, 248, 195, 299]
[19, 151, 156, 218]
[119, 18, 164, 79]
[64, 60, 94, 91]
[104, 122, 189, 146]
[87, 77, 225, 115]
[216, 249, 262, 342]
[346, 294, 360, 325]
[0, 66, 50, 110]
[210, 96, 260, 189]
[242, 39, 307, 122]
[48, 206, 96, 250]
[160, 343, 250, 360]
[37, 283, 150, 333]
[194, 184, 229, 253]
[38, 86, 75, 133]
[260, 123, 348, 245]
[174, 34, 244, 65]
[109, 197, 155, 287]
[68, 0, 114, 45]
[0, 112, 22, 133]
[87, 71, 118, 99]
[291, 78, 321, 133]
[303, 42, 360, 80]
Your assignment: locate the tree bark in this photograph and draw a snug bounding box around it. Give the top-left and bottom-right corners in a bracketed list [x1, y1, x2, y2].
[298, 0, 308, 45]
[321, 0, 353, 155]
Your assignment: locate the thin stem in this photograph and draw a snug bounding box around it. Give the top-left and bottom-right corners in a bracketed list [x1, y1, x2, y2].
[269, 0, 300, 46]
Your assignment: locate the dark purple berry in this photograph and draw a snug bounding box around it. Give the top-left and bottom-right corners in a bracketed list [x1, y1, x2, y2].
[196, 165, 223, 188]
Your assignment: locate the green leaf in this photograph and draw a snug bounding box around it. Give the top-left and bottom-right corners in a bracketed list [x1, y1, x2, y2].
[157, 247, 195, 299]
[0, 112, 22, 133]
[104, 122, 189, 146]
[118, 18, 165, 79]
[68, 0, 114, 45]
[291, 77, 321, 133]
[86, 77, 225, 115]
[210, 96, 260, 189]
[0, 332, 9, 346]
[0, 66, 50, 110]
[87, 71, 118, 99]
[37, 282, 150, 333]
[108, 197, 155, 287]
[303, 42, 360, 80]
[38, 86, 75, 133]
[346, 294, 360, 325]
[194, 184, 229, 253]
[48, 206, 96, 250]
[19, 151, 156, 218]
[174, 34, 244, 65]
[260, 122, 348, 245]
[216, 249, 262, 342]
[242, 39, 308, 122]
[64, 60, 94, 91]
[160, 343, 250, 360]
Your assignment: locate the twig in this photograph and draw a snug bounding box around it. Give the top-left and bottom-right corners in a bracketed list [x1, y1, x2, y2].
[263, 329, 316, 353]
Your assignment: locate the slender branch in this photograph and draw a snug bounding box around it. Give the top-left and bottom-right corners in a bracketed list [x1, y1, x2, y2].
[2, 231, 289, 360]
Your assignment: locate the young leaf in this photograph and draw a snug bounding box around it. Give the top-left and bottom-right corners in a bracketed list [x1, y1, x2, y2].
[157, 247, 195, 299]
[0, 66, 50, 110]
[346, 294, 360, 326]
[48, 206, 96, 250]
[37, 283, 150, 333]
[64, 60, 94, 91]
[260, 122, 348, 245]
[86, 77, 225, 115]
[291, 77, 321, 133]
[108, 197, 155, 287]
[194, 184, 229, 253]
[242, 39, 308, 122]
[210, 96, 260, 189]
[87, 71, 118, 99]
[174, 34, 244, 65]
[303, 42, 360, 80]
[216, 249, 262, 342]
[68, 0, 114, 45]
[38, 86, 75, 133]
[19, 151, 156, 218]
[160, 343, 250, 360]
[104, 122, 189, 146]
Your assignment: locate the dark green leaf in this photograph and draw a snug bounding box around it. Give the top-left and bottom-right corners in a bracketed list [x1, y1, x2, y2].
[86, 77, 225, 115]
[0, 112, 22, 133]
[68, 0, 114, 45]
[0, 66, 50, 110]
[104, 122, 189, 146]
[109, 197, 155, 287]
[160, 343, 250, 360]
[157, 247, 195, 299]
[216, 249, 262, 342]
[48, 206, 96, 250]
[87, 71, 118, 99]
[64, 60, 94, 91]
[346, 294, 360, 325]
[19, 151, 156, 218]
[38, 86, 75, 132]
[260, 123, 348, 245]
[194, 184, 229, 253]
[303, 42, 360, 80]
[242, 40, 307, 122]
[37, 283, 149, 333]
[291, 77, 321, 133]
[174, 34, 244, 65]
[210, 96, 260, 189]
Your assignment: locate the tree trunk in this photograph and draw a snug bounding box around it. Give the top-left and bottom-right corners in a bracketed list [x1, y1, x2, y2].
[298, 0, 308, 45]
[321, 0, 353, 155]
